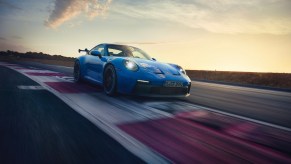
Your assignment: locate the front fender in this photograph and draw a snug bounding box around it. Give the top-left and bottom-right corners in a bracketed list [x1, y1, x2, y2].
[102, 58, 139, 93]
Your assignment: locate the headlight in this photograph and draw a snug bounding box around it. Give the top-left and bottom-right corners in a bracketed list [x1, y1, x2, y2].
[123, 60, 138, 71]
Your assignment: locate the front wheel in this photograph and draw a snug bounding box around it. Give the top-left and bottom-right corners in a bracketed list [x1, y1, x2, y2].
[104, 65, 117, 96]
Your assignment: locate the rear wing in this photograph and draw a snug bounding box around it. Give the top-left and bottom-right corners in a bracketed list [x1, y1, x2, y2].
[78, 48, 89, 53]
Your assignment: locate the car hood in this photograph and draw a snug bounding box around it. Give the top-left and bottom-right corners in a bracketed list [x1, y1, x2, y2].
[129, 58, 180, 75]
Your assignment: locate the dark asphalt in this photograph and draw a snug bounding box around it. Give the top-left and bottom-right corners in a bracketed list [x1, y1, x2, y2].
[187, 81, 291, 128]
[18, 61, 291, 128]
[0, 66, 143, 164]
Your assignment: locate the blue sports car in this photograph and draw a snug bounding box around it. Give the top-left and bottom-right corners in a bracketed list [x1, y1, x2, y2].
[74, 43, 191, 97]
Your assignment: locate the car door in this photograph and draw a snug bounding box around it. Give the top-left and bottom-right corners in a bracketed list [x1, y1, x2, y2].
[86, 44, 105, 83]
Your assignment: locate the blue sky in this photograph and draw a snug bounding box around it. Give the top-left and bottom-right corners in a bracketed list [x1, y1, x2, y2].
[1, 0, 291, 72]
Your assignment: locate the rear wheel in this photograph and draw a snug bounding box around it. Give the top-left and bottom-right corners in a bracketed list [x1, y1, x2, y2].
[104, 65, 117, 96]
[74, 61, 82, 83]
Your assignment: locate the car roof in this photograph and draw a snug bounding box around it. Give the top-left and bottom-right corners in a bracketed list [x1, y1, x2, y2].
[98, 43, 139, 49]
[103, 43, 127, 46]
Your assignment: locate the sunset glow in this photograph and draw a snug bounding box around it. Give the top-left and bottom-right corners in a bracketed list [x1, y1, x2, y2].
[1, 0, 291, 72]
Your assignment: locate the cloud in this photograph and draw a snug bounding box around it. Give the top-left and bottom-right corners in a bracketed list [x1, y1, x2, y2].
[11, 35, 22, 40]
[45, 0, 111, 28]
[0, 0, 21, 10]
[112, 0, 291, 34]
[0, 35, 27, 52]
[0, 42, 27, 52]
[0, 36, 23, 41]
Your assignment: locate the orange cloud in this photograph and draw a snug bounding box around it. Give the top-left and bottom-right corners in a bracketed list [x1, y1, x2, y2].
[45, 0, 111, 28]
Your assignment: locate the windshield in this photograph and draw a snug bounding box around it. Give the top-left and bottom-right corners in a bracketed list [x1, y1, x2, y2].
[107, 45, 151, 60]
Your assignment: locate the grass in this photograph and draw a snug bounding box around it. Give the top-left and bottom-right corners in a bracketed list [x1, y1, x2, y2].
[186, 70, 291, 90]
[0, 56, 74, 67]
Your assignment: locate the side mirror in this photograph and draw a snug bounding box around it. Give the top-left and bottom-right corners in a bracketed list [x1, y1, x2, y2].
[78, 48, 89, 53]
[152, 58, 156, 61]
[91, 50, 102, 58]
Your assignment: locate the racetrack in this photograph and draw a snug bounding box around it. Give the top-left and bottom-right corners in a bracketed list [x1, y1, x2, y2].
[1, 61, 291, 163]
[19, 61, 291, 128]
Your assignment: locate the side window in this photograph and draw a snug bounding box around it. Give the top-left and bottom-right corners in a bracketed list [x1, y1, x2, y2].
[132, 51, 144, 59]
[90, 45, 105, 56]
[108, 48, 124, 56]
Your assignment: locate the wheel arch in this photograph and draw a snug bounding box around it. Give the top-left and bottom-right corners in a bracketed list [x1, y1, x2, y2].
[74, 56, 86, 79]
[102, 58, 123, 83]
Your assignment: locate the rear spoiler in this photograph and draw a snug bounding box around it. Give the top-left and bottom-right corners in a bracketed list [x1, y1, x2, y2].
[78, 48, 89, 53]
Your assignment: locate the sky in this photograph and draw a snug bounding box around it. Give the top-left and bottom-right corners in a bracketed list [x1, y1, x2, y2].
[0, 0, 291, 72]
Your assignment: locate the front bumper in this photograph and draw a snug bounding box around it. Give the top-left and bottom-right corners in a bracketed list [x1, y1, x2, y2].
[116, 68, 191, 97]
[133, 81, 191, 97]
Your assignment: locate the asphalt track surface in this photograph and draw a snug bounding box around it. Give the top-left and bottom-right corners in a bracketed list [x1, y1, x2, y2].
[0, 66, 143, 163]
[19, 61, 291, 128]
[1, 61, 291, 163]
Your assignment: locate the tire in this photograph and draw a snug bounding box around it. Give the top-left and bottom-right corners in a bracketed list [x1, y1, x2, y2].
[73, 61, 82, 83]
[103, 65, 117, 96]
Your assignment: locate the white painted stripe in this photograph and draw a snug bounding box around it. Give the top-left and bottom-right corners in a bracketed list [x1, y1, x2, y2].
[17, 85, 45, 90]
[53, 65, 73, 69]
[55, 76, 75, 82]
[27, 76, 64, 83]
[20, 69, 58, 73]
[95, 96, 172, 122]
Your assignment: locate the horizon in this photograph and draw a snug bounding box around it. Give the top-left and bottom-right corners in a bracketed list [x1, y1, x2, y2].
[1, 0, 291, 73]
[2, 49, 291, 74]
